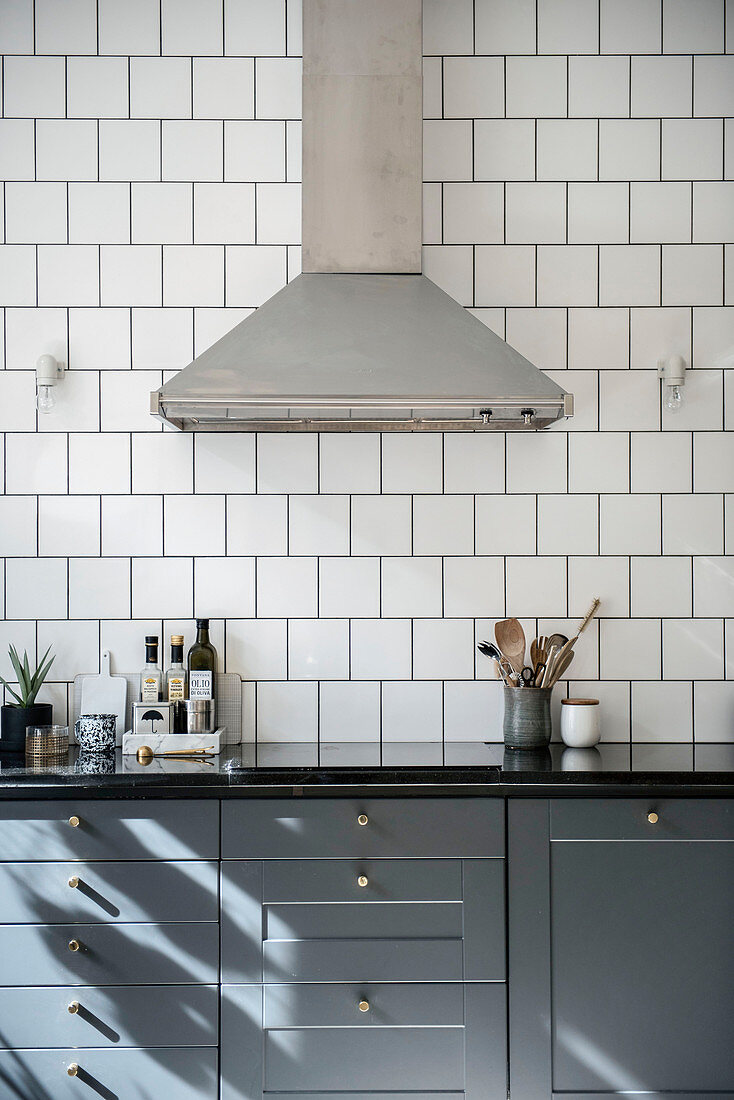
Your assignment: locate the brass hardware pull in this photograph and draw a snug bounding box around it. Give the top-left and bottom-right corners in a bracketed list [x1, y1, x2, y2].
[357, 875, 369, 888]
[68, 875, 80, 889]
[67, 1063, 79, 1077]
[647, 811, 659, 824]
[68, 939, 81, 952]
[358, 1000, 370, 1012]
[68, 816, 80, 828]
[68, 1001, 80, 1015]
[357, 814, 369, 826]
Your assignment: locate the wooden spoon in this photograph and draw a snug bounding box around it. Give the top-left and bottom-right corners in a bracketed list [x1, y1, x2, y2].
[547, 647, 574, 687]
[530, 638, 547, 669]
[495, 618, 526, 675]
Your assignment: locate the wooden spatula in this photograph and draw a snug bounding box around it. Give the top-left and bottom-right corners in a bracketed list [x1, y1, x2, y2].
[495, 618, 526, 675]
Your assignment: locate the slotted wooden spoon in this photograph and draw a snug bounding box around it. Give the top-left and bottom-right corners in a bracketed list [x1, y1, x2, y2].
[495, 618, 526, 675]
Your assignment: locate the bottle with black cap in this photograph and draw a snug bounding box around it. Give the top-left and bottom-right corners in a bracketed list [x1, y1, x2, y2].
[187, 619, 217, 710]
[140, 636, 162, 702]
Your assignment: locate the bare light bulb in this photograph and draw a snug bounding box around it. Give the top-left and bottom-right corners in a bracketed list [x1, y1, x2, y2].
[658, 355, 686, 415]
[665, 383, 683, 412]
[36, 383, 56, 413]
[35, 354, 62, 414]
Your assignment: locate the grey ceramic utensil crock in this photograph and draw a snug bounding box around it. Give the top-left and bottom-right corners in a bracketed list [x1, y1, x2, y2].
[503, 686, 552, 749]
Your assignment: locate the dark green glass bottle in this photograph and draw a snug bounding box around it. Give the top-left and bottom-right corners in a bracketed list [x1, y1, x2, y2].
[187, 619, 218, 707]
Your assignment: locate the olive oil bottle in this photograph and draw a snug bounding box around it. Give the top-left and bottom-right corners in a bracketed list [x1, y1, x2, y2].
[187, 619, 217, 713]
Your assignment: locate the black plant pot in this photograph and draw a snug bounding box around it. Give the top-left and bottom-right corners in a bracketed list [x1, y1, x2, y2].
[0, 703, 53, 752]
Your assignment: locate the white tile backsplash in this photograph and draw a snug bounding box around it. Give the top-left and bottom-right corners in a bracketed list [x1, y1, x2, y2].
[320, 681, 381, 742]
[69, 557, 130, 620]
[38, 497, 98, 561]
[288, 495, 350, 556]
[382, 557, 443, 619]
[663, 617, 724, 679]
[319, 558, 380, 619]
[1, 0, 731, 748]
[288, 618, 349, 681]
[257, 557, 317, 619]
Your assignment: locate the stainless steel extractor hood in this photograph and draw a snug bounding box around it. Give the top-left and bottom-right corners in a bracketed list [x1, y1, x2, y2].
[151, 0, 572, 432]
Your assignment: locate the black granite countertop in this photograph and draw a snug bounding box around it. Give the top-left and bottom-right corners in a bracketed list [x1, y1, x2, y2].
[0, 742, 733, 798]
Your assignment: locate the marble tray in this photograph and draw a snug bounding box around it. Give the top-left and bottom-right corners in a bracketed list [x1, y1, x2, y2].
[122, 730, 223, 756]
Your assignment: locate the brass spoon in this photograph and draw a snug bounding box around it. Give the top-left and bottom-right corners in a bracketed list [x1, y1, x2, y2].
[495, 617, 526, 676]
[136, 746, 215, 765]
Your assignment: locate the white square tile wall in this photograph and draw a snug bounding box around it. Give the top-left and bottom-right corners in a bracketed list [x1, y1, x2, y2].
[0, 0, 731, 747]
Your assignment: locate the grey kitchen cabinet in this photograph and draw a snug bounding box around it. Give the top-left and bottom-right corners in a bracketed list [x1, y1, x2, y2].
[0, 985, 219, 1049]
[221, 797, 507, 1099]
[0, 859, 219, 923]
[508, 798, 734, 1098]
[0, 798, 219, 860]
[221, 857, 505, 983]
[0, 1048, 219, 1099]
[0, 799, 219, 1100]
[222, 796, 504, 859]
[221, 982, 506, 1099]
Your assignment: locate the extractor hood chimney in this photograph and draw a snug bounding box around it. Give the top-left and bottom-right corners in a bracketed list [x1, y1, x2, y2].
[151, 0, 572, 432]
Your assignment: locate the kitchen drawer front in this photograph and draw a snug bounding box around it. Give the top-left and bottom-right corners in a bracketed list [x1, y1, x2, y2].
[0, 799, 219, 860]
[0, 859, 218, 923]
[264, 937, 465, 983]
[262, 982, 464, 1028]
[551, 797, 734, 841]
[264, 858, 463, 903]
[0, 1047, 218, 1099]
[222, 798, 503, 859]
[250, 1095, 463, 1100]
[221, 983, 506, 1100]
[0, 922, 218, 986]
[222, 859, 505, 983]
[0, 984, 218, 1048]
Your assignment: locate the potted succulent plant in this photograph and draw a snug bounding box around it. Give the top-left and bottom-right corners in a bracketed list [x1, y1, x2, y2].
[0, 645, 55, 752]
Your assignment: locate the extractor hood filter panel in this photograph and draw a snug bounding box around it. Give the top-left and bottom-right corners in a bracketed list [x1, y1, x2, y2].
[152, 273, 572, 431]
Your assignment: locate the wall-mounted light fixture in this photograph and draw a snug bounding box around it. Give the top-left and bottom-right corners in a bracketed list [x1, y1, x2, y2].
[35, 354, 64, 414]
[657, 354, 686, 413]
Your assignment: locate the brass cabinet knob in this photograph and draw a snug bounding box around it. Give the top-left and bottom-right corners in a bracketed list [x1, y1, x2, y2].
[67, 1063, 79, 1077]
[68, 816, 80, 828]
[647, 811, 659, 824]
[68, 939, 81, 952]
[358, 1000, 370, 1012]
[357, 814, 369, 826]
[68, 875, 80, 889]
[68, 1001, 80, 1015]
[357, 875, 369, 888]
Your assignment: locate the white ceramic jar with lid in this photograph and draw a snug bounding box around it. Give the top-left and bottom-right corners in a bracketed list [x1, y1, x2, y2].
[560, 698, 600, 747]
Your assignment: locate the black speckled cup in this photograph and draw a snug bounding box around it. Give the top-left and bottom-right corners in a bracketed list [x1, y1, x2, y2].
[503, 687, 552, 749]
[74, 714, 116, 753]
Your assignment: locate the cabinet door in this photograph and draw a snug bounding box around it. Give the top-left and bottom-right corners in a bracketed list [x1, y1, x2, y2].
[221, 858, 505, 983]
[221, 983, 506, 1100]
[508, 799, 734, 1097]
[551, 840, 734, 1092]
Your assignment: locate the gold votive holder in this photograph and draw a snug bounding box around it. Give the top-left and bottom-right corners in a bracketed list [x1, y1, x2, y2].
[25, 724, 69, 764]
